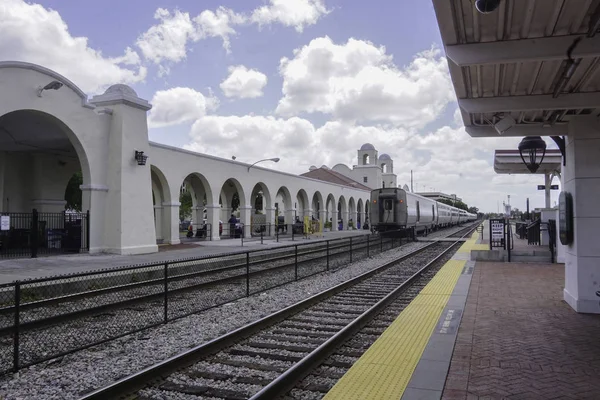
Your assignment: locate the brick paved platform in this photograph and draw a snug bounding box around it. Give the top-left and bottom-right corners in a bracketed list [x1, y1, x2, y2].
[443, 262, 600, 400]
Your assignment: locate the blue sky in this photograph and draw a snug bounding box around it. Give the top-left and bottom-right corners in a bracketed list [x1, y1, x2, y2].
[1, 0, 557, 212]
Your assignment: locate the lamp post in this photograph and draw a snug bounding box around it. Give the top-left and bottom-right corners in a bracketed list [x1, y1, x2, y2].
[247, 157, 280, 172]
[518, 136, 546, 173]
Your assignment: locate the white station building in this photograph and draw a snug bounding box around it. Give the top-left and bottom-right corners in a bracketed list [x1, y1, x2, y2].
[432, 0, 600, 313]
[0, 61, 391, 256]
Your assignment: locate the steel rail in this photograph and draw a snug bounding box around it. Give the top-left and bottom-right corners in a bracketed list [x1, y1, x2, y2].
[77, 240, 445, 400]
[249, 224, 478, 400]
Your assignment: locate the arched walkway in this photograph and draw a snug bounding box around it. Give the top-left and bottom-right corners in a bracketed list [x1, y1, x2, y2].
[312, 191, 324, 227]
[296, 189, 310, 221]
[348, 197, 356, 230]
[151, 165, 172, 243]
[275, 186, 293, 225]
[250, 182, 273, 231]
[338, 195, 348, 230]
[357, 198, 364, 230]
[325, 193, 337, 231]
[219, 178, 246, 238]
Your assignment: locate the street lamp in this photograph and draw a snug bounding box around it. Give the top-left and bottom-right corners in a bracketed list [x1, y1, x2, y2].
[247, 157, 280, 172]
[518, 136, 546, 173]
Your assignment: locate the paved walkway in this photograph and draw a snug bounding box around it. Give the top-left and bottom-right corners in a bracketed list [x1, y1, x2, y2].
[0, 230, 370, 283]
[442, 262, 600, 400]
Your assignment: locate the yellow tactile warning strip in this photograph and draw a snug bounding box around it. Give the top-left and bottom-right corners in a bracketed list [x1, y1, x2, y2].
[322, 253, 468, 400]
[458, 226, 488, 252]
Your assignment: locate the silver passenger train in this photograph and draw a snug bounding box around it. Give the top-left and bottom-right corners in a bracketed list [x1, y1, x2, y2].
[370, 188, 478, 234]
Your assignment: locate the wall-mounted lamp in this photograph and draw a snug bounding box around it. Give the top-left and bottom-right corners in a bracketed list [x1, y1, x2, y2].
[37, 80, 64, 97]
[135, 150, 148, 166]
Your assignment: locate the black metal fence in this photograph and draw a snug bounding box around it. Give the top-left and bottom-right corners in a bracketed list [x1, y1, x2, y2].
[0, 210, 89, 259]
[0, 229, 414, 374]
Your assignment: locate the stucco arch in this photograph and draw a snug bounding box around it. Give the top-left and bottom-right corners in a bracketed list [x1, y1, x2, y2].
[150, 165, 172, 243]
[219, 177, 246, 212]
[250, 182, 272, 213]
[348, 197, 356, 228]
[0, 109, 92, 193]
[338, 195, 348, 229]
[275, 186, 293, 223]
[325, 193, 337, 228]
[182, 172, 213, 210]
[311, 191, 324, 219]
[296, 189, 310, 219]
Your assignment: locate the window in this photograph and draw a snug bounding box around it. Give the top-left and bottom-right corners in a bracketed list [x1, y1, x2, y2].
[416, 201, 420, 222]
[384, 199, 393, 211]
[363, 176, 368, 183]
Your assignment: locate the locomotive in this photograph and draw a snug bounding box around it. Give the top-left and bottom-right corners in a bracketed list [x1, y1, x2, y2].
[369, 187, 477, 234]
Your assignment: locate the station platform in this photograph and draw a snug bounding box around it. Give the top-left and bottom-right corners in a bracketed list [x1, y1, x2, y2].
[323, 229, 600, 400]
[0, 229, 369, 284]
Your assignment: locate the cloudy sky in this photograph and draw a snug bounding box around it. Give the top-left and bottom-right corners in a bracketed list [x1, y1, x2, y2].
[1, 0, 559, 212]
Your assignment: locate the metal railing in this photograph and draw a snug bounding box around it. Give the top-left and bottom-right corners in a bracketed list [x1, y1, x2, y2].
[0, 210, 89, 259]
[526, 219, 541, 245]
[0, 228, 414, 374]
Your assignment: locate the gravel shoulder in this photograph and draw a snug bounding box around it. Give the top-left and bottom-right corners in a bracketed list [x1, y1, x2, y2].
[0, 227, 464, 400]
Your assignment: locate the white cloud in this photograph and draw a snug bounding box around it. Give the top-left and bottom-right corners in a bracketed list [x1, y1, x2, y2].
[194, 7, 247, 53]
[148, 87, 219, 128]
[276, 37, 454, 128]
[136, 8, 196, 64]
[251, 0, 330, 32]
[137, 1, 331, 71]
[179, 110, 557, 212]
[220, 65, 268, 99]
[0, 0, 146, 94]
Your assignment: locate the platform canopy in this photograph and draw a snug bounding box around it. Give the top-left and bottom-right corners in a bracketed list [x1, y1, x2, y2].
[432, 0, 600, 138]
[494, 149, 562, 174]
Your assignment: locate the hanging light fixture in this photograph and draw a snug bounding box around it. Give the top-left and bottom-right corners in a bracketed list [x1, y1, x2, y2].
[518, 136, 546, 173]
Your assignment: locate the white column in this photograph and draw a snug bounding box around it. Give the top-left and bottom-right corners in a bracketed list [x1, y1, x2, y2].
[331, 210, 338, 231]
[193, 206, 204, 227]
[205, 205, 221, 241]
[80, 184, 108, 254]
[544, 172, 552, 209]
[563, 116, 600, 314]
[162, 202, 181, 245]
[284, 209, 295, 225]
[240, 205, 252, 238]
[303, 208, 313, 221]
[154, 205, 163, 242]
[265, 207, 276, 235]
[342, 211, 349, 230]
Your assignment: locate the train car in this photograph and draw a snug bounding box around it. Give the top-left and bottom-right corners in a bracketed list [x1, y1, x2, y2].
[370, 187, 477, 234]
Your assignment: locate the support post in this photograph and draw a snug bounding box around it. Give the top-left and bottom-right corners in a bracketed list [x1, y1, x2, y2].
[163, 263, 168, 323]
[246, 252, 250, 296]
[13, 281, 20, 372]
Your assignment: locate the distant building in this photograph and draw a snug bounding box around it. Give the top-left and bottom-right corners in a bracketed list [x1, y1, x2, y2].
[302, 143, 398, 190]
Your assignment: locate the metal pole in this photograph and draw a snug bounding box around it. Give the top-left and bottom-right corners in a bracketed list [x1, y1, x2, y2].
[246, 252, 250, 296]
[163, 263, 168, 323]
[13, 282, 20, 372]
[380, 234, 383, 253]
[410, 170, 413, 192]
[261, 228, 263, 245]
[295, 245, 298, 280]
[349, 237, 353, 263]
[31, 209, 38, 259]
[489, 220, 492, 251]
[326, 240, 330, 271]
[367, 235, 370, 257]
[86, 210, 90, 250]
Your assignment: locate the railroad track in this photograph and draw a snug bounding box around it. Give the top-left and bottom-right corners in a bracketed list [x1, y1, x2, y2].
[79, 224, 478, 400]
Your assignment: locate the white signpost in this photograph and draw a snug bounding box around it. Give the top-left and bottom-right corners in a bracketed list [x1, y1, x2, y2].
[0, 215, 9, 231]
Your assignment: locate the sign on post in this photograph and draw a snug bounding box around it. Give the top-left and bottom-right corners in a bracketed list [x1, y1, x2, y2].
[0, 215, 9, 231]
[489, 218, 505, 250]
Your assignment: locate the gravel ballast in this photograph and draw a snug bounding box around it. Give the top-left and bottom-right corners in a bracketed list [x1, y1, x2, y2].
[0, 227, 467, 400]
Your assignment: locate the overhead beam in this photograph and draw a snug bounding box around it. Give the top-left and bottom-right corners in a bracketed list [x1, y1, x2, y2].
[465, 124, 567, 138]
[445, 35, 600, 66]
[459, 92, 600, 113]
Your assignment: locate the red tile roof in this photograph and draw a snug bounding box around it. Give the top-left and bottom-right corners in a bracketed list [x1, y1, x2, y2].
[300, 168, 371, 191]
